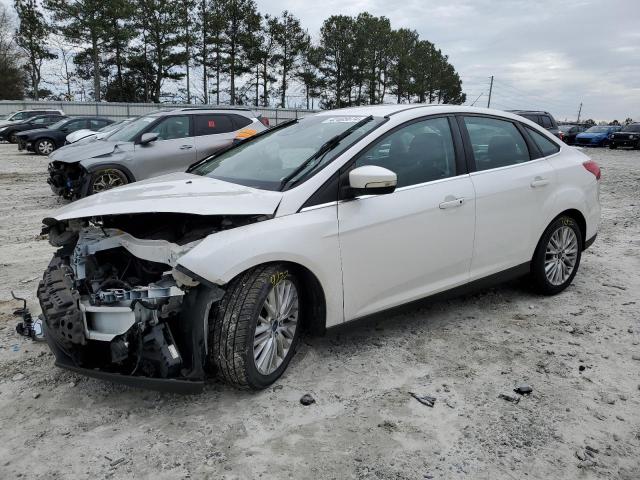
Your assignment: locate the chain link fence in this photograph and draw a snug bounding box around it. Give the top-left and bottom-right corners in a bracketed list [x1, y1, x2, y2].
[0, 101, 318, 125]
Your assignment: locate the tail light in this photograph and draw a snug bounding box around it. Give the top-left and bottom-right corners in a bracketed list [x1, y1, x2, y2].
[583, 160, 601, 180]
[259, 116, 270, 127]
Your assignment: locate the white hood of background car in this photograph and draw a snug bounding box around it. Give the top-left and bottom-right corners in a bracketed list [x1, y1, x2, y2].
[50, 172, 283, 220]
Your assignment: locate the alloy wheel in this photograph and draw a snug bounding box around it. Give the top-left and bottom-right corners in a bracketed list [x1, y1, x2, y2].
[253, 279, 299, 375]
[91, 171, 126, 193]
[544, 226, 578, 286]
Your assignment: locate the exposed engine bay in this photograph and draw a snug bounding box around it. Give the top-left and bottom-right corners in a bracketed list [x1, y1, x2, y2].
[37, 213, 268, 393]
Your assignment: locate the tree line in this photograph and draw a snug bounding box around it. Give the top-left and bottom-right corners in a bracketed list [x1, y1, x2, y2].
[4, 0, 466, 109]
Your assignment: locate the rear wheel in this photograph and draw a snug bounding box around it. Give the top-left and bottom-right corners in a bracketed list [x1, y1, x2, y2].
[209, 264, 301, 389]
[35, 138, 55, 155]
[8, 132, 18, 144]
[531, 215, 582, 295]
[89, 168, 128, 194]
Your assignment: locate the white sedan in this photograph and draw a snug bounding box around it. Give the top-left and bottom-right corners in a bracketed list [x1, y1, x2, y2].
[37, 105, 600, 392]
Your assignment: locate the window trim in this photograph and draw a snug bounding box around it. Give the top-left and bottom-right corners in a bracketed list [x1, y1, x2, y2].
[456, 113, 540, 172]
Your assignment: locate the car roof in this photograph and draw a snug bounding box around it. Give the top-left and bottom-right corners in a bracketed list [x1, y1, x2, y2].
[313, 104, 541, 122]
[146, 107, 259, 117]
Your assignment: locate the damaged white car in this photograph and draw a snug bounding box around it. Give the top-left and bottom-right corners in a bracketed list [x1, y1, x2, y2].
[37, 105, 600, 393]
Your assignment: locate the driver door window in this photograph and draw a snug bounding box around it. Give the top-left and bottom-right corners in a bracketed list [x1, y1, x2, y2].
[147, 116, 191, 140]
[353, 117, 457, 188]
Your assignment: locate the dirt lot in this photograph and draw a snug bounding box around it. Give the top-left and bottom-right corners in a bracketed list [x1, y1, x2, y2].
[0, 143, 638, 480]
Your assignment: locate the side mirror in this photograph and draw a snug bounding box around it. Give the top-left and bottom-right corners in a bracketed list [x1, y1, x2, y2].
[140, 132, 159, 145]
[348, 165, 397, 196]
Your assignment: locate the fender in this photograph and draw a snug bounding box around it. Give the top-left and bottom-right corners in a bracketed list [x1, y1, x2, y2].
[176, 205, 345, 328]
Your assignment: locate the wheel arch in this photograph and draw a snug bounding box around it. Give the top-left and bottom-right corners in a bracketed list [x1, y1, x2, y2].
[84, 162, 136, 183]
[536, 208, 587, 256]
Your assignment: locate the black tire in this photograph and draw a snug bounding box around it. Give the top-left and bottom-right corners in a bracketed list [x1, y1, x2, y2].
[531, 215, 583, 295]
[609, 144, 617, 150]
[88, 168, 129, 195]
[8, 132, 18, 144]
[35, 138, 56, 155]
[209, 264, 302, 390]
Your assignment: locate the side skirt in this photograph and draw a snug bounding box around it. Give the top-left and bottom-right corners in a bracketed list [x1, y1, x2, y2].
[328, 262, 531, 333]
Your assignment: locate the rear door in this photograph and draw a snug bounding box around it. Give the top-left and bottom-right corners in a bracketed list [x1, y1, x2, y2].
[133, 115, 196, 179]
[193, 114, 238, 160]
[459, 115, 556, 280]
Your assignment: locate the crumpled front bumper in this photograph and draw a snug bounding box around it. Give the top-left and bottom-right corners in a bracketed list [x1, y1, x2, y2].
[47, 161, 88, 199]
[44, 321, 204, 394]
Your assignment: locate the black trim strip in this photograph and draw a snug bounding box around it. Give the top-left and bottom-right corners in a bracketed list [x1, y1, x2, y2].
[174, 264, 224, 291]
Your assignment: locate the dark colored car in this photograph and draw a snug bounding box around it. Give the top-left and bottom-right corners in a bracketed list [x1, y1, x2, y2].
[558, 124, 585, 145]
[0, 114, 66, 143]
[15, 117, 115, 155]
[508, 110, 563, 140]
[609, 123, 640, 149]
[575, 125, 622, 147]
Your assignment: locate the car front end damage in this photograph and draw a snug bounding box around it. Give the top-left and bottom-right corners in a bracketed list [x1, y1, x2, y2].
[37, 213, 268, 393]
[48, 161, 90, 199]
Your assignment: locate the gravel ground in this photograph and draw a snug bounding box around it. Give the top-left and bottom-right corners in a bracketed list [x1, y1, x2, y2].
[0, 143, 638, 480]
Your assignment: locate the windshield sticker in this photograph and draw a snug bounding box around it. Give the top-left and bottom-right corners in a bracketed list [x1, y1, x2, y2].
[321, 116, 366, 124]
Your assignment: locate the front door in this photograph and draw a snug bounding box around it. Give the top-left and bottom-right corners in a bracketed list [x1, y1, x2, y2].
[338, 116, 475, 321]
[134, 115, 196, 179]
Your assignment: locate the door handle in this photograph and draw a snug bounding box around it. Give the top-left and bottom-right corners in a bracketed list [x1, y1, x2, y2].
[439, 197, 465, 209]
[530, 177, 549, 188]
[179, 145, 193, 150]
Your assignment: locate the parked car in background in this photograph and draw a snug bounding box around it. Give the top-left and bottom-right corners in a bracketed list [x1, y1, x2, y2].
[0, 109, 65, 128]
[0, 114, 66, 143]
[507, 110, 563, 140]
[15, 116, 115, 155]
[608, 123, 640, 149]
[558, 124, 585, 145]
[47, 107, 267, 199]
[575, 125, 622, 147]
[37, 105, 600, 392]
[65, 118, 134, 144]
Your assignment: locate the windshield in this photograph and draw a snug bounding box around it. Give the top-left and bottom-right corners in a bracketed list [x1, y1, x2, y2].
[585, 126, 611, 133]
[99, 119, 126, 132]
[191, 115, 384, 191]
[106, 115, 157, 142]
[48, 119, 69, 130]
[621, 124, 640, 132]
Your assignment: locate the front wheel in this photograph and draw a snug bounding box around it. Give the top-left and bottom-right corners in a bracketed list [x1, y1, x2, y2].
[89, 168, 129, 195]
[35, 138, 56, 155]
[209, 264, 302, 389]
[609, 144, 617, 150]
[531, 215, 583, 295]
[8, 132, 18, 144]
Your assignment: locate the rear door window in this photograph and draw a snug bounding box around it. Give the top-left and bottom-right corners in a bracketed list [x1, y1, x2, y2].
[89, 119, 109, 130]
[463, 116, 530, 171]
[521, 114, 540, 125]
[526, 127, 560, 156]
[195, 115, 235, 136]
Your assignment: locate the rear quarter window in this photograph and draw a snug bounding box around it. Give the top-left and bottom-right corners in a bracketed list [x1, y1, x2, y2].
[231, 115, 252, 129]
[526, 127, 560, 156]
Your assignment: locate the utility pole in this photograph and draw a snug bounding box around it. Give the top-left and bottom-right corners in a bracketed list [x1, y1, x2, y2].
[576, 102, 583, 124]
[487, 75, 494, 108]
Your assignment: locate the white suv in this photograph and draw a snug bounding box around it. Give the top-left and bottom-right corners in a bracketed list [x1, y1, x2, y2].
[37, 105, 600, 393]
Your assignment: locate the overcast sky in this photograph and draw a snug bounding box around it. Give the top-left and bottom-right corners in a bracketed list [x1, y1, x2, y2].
[258, 0, 640, 121]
